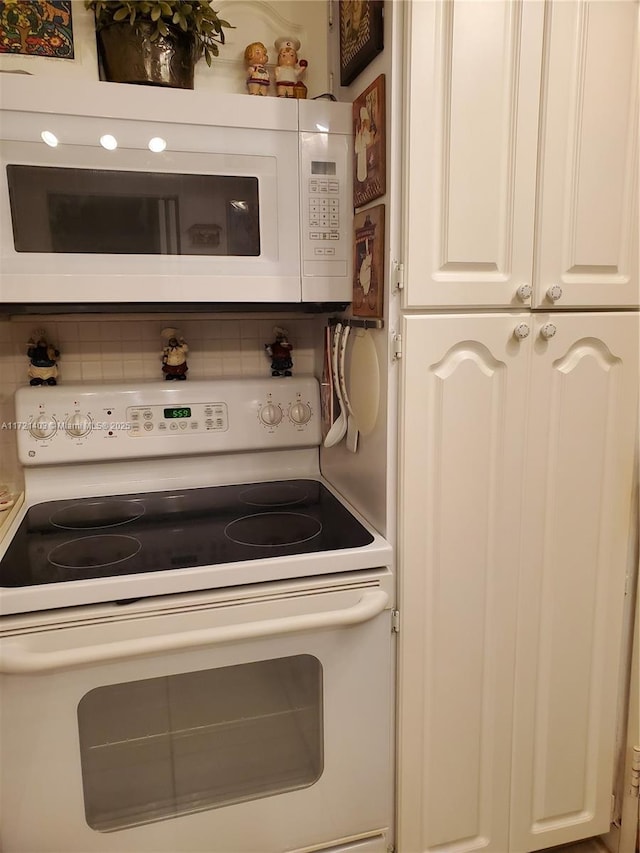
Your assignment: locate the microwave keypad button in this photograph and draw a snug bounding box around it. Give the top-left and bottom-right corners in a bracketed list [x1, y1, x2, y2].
[143, 411, 153, 420]
[329, 181, 339, 192]
[144, 422, 154, 431]
[190, 422, 199, 429]
[179, 422, 188, 430]
[310, 232, 320, 240]
[130, 411, 140, 421]
[330, 233, 339, 240]
[170, 423, 178, 431]
[310, 218, 320, 227]
[325, 248, 336, 255]
[204, 407, 213, 416]
[158, 422, 167, 431]
[314, 248, 325, 256]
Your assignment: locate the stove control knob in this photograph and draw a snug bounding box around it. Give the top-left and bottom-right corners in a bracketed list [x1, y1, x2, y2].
[259, 403, 283, 427]
[29, 416, 57, 440]
[65, 414, 93, 437]
[289, 401, 312, 425]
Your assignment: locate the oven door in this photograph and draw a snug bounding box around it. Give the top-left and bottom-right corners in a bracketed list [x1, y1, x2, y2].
[0, 579, 393, 853]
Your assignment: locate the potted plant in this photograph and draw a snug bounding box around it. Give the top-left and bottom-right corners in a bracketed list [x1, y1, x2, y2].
[85, 1, 233, 89]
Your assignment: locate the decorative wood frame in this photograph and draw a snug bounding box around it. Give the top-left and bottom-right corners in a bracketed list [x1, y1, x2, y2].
[0, 1, 74, 58]
[339, 0, 383, 87]
[353, 73, 386, 209]
[353, 203, 385, 319]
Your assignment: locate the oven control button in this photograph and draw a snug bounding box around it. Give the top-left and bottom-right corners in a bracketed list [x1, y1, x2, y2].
[259, 403, 283, 426]
[29, 416, 57, 440]
[289, 402, 312, 425]
[65, 414, 93, 438]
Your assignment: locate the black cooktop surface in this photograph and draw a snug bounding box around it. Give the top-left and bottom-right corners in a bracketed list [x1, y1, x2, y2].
[0, 480, 373, 588]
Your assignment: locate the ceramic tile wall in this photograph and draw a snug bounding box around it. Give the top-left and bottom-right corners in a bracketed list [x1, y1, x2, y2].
[0, 313, 324, 493]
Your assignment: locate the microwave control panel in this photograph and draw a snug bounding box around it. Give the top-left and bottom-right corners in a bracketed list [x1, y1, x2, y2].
[299, 127, 351, 301]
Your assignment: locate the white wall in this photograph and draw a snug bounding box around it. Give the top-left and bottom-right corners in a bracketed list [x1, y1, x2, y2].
[320, 0, 403, 540]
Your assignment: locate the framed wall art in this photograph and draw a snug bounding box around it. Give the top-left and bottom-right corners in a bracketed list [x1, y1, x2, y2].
[339, 0, 383, 87]
[353, 73, 386, 209]
[0, 1, 74, 58]
[353, 204, 384, 319]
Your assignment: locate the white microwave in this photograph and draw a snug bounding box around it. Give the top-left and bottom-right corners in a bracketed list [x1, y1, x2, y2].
[0, 76, 352, 308]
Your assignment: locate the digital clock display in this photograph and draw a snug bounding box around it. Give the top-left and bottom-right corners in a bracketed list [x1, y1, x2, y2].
[163, 407, 192, 419]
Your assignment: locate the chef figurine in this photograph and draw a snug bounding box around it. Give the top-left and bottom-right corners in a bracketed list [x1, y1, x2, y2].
[265, 326, 293, 376]
[161, 327, 189, 381]
[26, 329, 60, 386]
[244, 41, 271, 95]
[274, 37, 307, 98]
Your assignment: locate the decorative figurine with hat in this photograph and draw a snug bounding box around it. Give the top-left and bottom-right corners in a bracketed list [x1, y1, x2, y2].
[265, 326, 293, 376]
[161, 327, 189, 380]
[274, 37, 307, 98]
[244, 41, 271, 95]
[26, 328, 60, 386]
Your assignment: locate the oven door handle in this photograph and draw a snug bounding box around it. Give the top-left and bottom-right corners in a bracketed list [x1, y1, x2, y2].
[0, 589, 389, 673]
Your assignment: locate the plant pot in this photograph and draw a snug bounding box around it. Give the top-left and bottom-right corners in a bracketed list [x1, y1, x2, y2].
[97, 21, 197, 89]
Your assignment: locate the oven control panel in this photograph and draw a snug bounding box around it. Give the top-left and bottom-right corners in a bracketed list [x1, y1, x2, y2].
[126, 402, 229, 436]
[15, 377, 321, 465]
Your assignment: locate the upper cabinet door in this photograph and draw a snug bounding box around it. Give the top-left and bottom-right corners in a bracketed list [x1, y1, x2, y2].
[534, 1, 639, 309]
[404, 0, 544, 308]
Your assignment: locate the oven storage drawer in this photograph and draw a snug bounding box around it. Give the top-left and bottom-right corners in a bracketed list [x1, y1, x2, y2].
[0, 584, 393, 853]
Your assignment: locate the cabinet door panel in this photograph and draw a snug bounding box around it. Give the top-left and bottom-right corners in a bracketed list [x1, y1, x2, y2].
[398, 315, 530, 853]
[404, 1, 543, 308]
[534, 1, 639, 308]
[511, 313, 639, 850]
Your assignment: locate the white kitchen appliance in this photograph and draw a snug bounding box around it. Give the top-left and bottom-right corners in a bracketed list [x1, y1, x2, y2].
[0, 377, 394, 853]
[0, 76, 352, 307]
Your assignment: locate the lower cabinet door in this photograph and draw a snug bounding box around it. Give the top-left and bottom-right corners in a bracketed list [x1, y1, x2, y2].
[398, 312, 638, 853]
[510, 312, 639, 851]
[398, 314, 531, 853]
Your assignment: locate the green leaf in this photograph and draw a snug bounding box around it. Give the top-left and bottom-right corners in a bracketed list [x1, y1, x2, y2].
[151, 5, 161, 20]
[112, 7, 129, 20]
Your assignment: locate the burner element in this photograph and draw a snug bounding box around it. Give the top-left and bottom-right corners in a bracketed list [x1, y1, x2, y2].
[225, 512, 322, 547]
[49, 535, 141, 569]
[239, 483, 309, 507]
[50, 500, 145, 530]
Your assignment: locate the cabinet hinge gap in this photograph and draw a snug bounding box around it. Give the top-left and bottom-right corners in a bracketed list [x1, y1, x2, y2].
[630, 745, 640, 797]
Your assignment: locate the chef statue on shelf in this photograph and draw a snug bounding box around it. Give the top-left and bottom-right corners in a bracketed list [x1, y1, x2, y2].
[265, 326, 293, 377]
[161, 327, 189, 381]
[274, 37, 307, 98]
[26, 328, 60, 386]
[244, 41, 271, 95]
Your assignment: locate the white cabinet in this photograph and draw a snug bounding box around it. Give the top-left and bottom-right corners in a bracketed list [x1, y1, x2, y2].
[403, 0, 639, 309]
[397, 313, 638, 852]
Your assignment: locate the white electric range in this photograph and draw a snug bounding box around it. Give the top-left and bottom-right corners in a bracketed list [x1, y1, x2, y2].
[0, 377, 395, 853]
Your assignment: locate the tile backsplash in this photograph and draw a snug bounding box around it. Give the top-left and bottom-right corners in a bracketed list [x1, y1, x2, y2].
[0, 314, 324, 493]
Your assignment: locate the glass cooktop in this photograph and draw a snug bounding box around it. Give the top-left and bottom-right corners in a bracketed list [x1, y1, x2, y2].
[0, 480, 373, 588]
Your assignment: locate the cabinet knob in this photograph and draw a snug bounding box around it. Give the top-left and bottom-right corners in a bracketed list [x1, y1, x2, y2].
[516, 284, 532, 302]
[546, 285, 563, 302]
[513, 323, 530, 340]
[540, 323, 557, 340]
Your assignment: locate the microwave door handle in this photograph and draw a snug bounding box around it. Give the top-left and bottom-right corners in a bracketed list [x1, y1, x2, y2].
[0, 590, 388, 674]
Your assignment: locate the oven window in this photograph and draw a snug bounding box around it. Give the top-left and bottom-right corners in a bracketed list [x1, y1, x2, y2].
[6, 165, 260, 256]
[77, 655, 323, 832]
